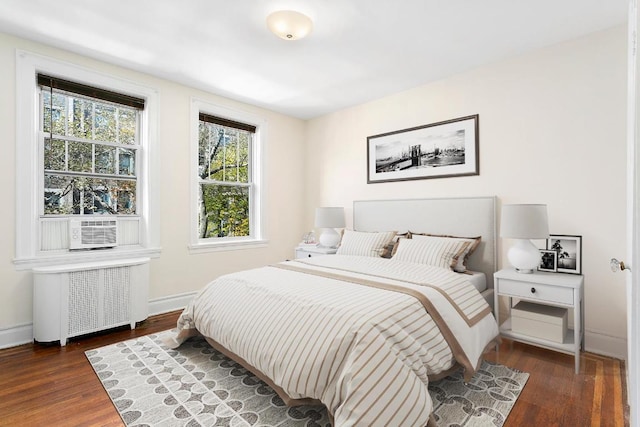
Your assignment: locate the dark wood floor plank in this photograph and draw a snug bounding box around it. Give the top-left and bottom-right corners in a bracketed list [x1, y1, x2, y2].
[0, 311, 628, 426]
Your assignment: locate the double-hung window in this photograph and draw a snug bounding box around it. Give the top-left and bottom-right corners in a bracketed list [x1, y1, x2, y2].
[191, 101, 265, 250]
[39, 74, 143, 217]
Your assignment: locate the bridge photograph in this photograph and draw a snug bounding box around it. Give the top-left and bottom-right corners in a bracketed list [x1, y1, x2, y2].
[367, 115, 479, 183]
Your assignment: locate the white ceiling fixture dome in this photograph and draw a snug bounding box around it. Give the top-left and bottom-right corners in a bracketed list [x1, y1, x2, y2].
[266, 10, 313, 40]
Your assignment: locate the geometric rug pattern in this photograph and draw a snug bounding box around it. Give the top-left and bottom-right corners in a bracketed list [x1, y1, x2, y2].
[86, 331, 528, 427]
[429, 359, 528, 426]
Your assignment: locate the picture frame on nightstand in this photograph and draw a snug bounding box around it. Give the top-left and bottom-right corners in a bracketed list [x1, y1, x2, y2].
[547, 234, 582, 274]
[538, 249, 557, 272]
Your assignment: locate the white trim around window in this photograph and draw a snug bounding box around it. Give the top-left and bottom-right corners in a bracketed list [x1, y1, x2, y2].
[188, 98, 267, 254]
[14, 50, 161, 270]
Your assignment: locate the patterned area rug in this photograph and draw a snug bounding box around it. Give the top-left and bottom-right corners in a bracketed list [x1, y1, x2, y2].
[86, 331, 528, 427]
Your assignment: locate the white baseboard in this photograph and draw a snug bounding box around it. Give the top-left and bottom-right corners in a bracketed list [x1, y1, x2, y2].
[0, 292, 197, 350]
[0, 323, 33, 350]
[585, 329, 627, 360]
[148, 291, 196, 316]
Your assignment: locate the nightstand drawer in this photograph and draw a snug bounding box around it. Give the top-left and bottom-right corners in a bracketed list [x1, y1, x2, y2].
[499, 278, 573, 305]
[294, 246, 337, 259]
[295, 250, 317, 259]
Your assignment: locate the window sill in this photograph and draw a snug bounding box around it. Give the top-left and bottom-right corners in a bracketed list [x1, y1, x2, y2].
[13, 246, 162, 271]
[188, 239, 269, 255]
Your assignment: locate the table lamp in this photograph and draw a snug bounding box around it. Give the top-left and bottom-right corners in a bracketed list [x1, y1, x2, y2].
[314, 207, 345, 248]
[500, 204, 549, 273]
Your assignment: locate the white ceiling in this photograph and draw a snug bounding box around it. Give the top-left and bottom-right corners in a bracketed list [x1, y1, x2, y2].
[0, 0, 628, 119]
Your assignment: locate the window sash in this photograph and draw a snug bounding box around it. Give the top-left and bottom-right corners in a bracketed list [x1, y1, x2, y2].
[41, 88, 140, 146]
[198, 182, 252, 239]
[199, 122, 252, 184]
[43, 173, 137, 216]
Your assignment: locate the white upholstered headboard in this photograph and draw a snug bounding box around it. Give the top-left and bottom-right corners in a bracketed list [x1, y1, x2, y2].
[353, 196, 497, 285]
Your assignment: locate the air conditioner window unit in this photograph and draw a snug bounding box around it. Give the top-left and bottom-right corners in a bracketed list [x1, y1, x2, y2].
[69, 219, 118, 250]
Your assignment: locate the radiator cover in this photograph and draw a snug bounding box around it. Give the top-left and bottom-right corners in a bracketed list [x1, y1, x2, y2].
[33, 258, 149, 345]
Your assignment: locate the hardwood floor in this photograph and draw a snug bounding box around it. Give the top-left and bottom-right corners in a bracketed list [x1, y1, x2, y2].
[0, 311, 629, 426]
[0, 311, 180, 426]
[485, 340, 628, 427]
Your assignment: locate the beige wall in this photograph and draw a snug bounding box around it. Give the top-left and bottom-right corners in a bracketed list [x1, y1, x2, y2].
[304, 26, 628, 358]
[0, 33, 307, 332]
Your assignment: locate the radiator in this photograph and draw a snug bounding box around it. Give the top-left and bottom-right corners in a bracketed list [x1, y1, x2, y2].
[33, 258, 149, 345]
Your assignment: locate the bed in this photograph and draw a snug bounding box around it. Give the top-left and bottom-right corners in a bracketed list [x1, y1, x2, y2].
[168, 196, 500, 427]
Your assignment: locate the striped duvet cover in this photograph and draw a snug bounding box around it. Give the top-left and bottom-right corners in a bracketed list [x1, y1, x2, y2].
[169, 255, 500, 426]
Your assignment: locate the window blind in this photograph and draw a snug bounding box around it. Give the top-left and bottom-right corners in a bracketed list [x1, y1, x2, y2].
[199, 112, 256, 133]
[37, 73, 145, 110]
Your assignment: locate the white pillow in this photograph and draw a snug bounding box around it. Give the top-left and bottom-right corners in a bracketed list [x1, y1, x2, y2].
[392, 235, 471, 270]
[411, 233, 481, 272]
[336, 230, 397, 257]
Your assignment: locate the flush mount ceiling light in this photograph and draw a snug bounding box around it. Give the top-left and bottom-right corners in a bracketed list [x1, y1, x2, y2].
[266, 10, 313, 40]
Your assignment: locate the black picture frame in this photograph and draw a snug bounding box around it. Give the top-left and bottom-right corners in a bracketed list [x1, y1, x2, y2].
[538, 249, 557, 272]
[546, 234, 582, 274]
[366, 114, 479, 184]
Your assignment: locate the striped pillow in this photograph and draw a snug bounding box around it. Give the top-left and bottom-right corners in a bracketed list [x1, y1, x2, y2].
[336, 230, 397, 257]
[411, 233, 481, 272]
[392, 235, 471, 270]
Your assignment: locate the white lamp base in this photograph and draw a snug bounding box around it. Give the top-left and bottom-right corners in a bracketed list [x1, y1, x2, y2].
[318, 228, 340, 248]
[507, 239, 541, 274]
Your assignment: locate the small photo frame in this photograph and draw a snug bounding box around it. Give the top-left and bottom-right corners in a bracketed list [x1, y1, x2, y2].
[546, 234, 582, 274]
[538, 249, 557, 272]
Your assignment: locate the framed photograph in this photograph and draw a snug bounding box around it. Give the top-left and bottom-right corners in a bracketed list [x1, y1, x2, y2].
[367, 114, 479, 184]
[538, 249, 557, 272]
[546, 234, 582, 274]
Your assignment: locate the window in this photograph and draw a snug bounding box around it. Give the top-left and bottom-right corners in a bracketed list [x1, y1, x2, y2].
[39, 74, 143, 216]
[190, 100, 266, 251]
[15, 51, 160, 269]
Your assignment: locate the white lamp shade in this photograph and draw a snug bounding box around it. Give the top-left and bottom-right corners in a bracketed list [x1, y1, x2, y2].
[314, 207, 345, 228]
[266, 10, 313, 40]
[500, 204, 549, 239]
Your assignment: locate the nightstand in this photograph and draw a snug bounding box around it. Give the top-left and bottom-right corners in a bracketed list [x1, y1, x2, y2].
[294, 245, 337, 259]
[494, 268, 584, 373]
